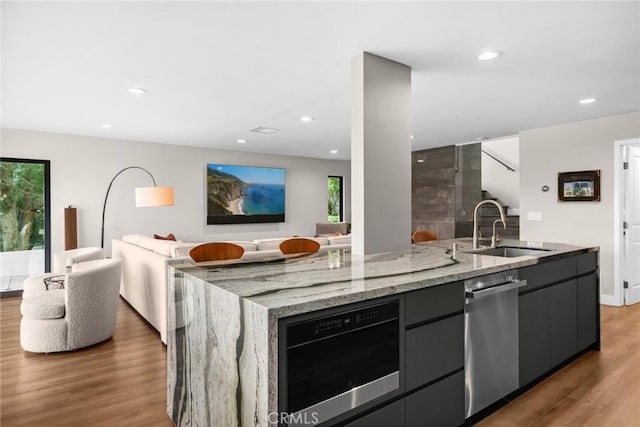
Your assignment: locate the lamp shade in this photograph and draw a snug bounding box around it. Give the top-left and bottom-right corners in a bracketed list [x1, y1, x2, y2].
[135, 186, 175, 207]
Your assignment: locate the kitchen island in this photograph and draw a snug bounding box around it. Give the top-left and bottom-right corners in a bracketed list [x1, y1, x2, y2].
[166, 239, 599, 427]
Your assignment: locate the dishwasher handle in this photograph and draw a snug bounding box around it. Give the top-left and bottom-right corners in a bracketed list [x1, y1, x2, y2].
[465, 279, 527, 300]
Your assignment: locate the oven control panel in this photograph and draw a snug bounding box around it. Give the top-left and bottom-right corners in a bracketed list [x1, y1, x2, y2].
[287, 301, 399, 347]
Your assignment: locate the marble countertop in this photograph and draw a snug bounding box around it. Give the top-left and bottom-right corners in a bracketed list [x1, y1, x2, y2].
[173, 238, 598, 318]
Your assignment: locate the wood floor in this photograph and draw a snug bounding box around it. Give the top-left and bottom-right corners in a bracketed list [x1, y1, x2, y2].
[480, 303, 640, 427]
[1, 298, 639, 426]
[0, 297, 173, 427]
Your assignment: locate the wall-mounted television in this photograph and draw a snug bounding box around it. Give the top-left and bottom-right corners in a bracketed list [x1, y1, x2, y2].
[206, 163, 285, 224]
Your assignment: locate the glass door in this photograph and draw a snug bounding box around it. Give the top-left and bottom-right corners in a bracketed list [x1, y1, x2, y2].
[0, 158, 50, 297]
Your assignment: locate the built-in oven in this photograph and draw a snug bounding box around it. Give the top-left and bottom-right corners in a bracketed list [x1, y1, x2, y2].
[279, 299, 401, 426]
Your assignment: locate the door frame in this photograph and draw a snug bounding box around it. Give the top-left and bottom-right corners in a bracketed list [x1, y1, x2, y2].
[612, 139, 640, 306]
[0, 157, 51, 298]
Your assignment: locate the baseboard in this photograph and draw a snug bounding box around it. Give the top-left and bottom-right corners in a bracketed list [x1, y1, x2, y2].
[600, 294, 621, 306]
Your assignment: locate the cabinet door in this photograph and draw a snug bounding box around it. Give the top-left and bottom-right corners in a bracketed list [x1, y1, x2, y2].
[405, 371, 464, 427]
[345, 399, 405, 427]
[550, 279, 578, 367]
[577, 273, 599, 351]
[519, 288, 551, 386]
[405, 315, 464, 391]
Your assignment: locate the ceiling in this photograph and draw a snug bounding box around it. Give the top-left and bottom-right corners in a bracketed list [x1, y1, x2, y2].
[2, 1, 639, 160]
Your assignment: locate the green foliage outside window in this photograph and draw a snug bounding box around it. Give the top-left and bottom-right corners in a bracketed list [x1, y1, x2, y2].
[0, 161, 45, 252]
[328, 176, 341, 223]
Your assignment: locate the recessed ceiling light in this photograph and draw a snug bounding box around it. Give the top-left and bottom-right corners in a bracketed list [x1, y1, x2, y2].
[250, 126, 280, 134]
[579, 98, 598, 105]
[410, 135, 414, 139]
[128, 87, 148, 94]
[101, 123, 113, 128]
[417, 159, 425, 163]
[477, 50, 502, 61]
[300, 116, 315, 122]
[330, 150, 338, 154]
[237, 139, 247, 144]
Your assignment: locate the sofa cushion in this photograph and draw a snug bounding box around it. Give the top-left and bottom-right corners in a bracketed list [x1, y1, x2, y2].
[21, 290, 66, 320]
[253, 237, 329, 251]
[253, 238, 288, 251]
[327, 235, 351, 245]
[224, 241, 257, 252]
[122, 234, 144, 245]
[137, 236, 177, 257]
[171, 243, 201, 258]
[316, 222, 349, 236]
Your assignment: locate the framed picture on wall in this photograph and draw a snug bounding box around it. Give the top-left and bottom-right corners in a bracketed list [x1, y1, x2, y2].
[557, 170, 601, 202]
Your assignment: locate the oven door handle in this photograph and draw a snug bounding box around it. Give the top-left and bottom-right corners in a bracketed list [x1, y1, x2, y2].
[465, 279, 527, 300]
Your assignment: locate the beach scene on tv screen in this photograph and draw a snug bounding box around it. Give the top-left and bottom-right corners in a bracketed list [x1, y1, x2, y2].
[207, 164, 285, 217]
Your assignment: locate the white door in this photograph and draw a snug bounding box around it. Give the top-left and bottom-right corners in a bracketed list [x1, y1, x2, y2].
[624, 145, 640, 305]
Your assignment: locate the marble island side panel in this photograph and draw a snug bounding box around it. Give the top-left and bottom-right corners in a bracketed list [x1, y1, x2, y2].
[167, 267, 274, 427]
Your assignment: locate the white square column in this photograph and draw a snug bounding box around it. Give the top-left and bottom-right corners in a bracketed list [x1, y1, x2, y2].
[351, 52, 412, 255]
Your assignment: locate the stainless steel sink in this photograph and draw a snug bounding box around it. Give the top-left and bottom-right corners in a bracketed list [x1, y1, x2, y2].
[468, 246, 551, 258]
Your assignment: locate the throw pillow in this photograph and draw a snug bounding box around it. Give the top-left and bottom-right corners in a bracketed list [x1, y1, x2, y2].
[154, 233, 176, 241]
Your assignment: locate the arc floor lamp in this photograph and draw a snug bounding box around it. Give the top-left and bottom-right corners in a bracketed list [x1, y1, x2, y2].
[101, 166, 174, 248]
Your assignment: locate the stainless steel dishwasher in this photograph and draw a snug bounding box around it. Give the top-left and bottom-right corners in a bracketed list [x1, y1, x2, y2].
[464, 270, 527, 418]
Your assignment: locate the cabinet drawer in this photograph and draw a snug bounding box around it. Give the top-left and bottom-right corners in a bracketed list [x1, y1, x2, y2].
[345, 399, 405, 427]
[577, 252, 598, 275]
[406, 314, 463, 391]
[405, 282, 463, 327]
[519, 257, 576, 293]
[405, 370, 464, 427]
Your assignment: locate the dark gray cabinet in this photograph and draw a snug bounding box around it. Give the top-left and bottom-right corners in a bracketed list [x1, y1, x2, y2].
[405, 371, 465, 427]
[550, 279, 578, 366]
[519, 287, 551, 386]
[577, 273, 599, 351]
[405, 315, 463, 391]
[345, 399, 405, 427]
[518, 251, 599, 388]
[403, 283, 465, 426]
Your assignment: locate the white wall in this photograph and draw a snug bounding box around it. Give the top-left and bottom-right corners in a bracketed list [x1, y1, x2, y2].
[1, 129, 351, 256]
[481, 136, 520, 212]
[519, 111, 640, 297]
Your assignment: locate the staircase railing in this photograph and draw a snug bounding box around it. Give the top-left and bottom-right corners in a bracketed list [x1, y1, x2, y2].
[481, 149, 516, 172]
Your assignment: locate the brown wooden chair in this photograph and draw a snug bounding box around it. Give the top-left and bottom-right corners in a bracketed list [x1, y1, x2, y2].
[411, 230, 438, 244]
[279, 238, 321, 255]
[189, 242, 245, 262]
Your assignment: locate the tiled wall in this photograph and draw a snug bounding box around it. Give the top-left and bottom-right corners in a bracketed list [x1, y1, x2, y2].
[412, 144, 481, 239]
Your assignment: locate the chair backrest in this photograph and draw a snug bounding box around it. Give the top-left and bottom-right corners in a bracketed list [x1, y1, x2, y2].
[412, 230, 438, 243]
[279, 238, 321, 255]
[189, 242, 245, 262]
[65, 258, 122, 348]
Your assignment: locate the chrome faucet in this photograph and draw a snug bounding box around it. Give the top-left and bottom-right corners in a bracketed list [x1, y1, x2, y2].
[472, 200, 507, 249]
[491, 219, 506, 248]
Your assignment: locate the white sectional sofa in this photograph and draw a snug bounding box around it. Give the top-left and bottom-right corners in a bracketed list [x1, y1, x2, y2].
[112, 234, 350, 344]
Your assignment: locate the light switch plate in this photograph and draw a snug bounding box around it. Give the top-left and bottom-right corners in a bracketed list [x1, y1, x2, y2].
[527, 211, 543, 221]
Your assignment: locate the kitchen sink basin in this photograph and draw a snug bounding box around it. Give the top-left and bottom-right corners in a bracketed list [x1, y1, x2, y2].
[468, 246, 551, 258]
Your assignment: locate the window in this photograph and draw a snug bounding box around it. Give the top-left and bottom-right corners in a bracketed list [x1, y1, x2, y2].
[0, 158, 51, 296]
[328, 176, 343, 223]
